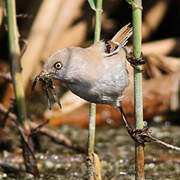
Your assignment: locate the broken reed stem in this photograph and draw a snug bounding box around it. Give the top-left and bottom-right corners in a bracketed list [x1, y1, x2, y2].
[6, 0, 29, 130]
[132, 0, 144, 180]
[88, 0, 103, 156]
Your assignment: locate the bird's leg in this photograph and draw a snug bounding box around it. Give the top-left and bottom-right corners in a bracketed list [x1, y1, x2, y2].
[118, 102, 151, 145]
[126, 53, 146, 71]
[118, 102, 131, 129]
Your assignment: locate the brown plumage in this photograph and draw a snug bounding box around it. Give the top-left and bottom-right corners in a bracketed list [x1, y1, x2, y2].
[112, 23, 132, 45]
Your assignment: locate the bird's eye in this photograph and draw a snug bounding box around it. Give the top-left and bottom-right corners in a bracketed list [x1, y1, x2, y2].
[54, 61, 62, 70]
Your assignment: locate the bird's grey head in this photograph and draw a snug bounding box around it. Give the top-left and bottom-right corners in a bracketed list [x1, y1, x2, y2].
[42, 48, 71, 81]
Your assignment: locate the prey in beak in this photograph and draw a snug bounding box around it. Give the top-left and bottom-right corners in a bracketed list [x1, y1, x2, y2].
[32, 72, 62, 110]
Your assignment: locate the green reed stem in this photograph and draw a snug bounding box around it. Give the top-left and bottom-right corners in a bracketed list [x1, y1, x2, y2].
[88, 0, 103, 155]
[132, 0, 145, 179]
[6, 0, 29, 130]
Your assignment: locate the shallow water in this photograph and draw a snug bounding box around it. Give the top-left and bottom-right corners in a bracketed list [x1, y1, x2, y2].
[0, 123, 180, 179]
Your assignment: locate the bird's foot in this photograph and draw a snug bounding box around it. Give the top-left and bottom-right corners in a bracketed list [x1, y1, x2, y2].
[126, 53, 146, 71]
[118, 102, 151, 145]
[126, 126, 152, 145]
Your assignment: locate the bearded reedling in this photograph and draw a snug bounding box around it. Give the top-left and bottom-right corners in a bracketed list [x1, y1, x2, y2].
[33, 23, 147, 143]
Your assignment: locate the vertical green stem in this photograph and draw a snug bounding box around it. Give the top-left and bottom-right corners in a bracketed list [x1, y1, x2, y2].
[132, 0, 144, 180]
[6, 0, 29, 130]
[88, 0, 103, 155]
[94, 1, 102, 43]
[6, 1, 40, 177]
[87, 2, 103, 179]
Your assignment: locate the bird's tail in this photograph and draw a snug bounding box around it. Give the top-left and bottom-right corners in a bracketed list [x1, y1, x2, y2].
[112, 23, 133, 47]
[104, 23, 133, 56]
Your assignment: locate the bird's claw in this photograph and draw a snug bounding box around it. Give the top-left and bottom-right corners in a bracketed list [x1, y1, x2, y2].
[127, 127, 152, 145]
[126, 53, 146, 71]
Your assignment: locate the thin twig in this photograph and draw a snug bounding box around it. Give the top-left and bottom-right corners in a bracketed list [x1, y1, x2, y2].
[31, 122, 87, 154]
[1, 103, 179, 152]
[118, 103, 180, 151]
[140, 130, 180, 151]
[0, 103, 87, 154]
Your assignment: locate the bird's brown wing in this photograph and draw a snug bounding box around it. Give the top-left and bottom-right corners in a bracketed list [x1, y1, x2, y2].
[104, 23, 133, 56]
[112, 23, 133, 47]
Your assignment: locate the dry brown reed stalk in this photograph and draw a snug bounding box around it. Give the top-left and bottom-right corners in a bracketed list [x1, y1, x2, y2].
[142, 38, 180, 56]
[146, 55, 180, 75]
[21, 0, 86, 90]
[43, 0, 85, 57]
[21, 0, 63, 89]
[142, 0, 168, 40]
[42, 21, 87, 59]
[44, 91, 86, 120]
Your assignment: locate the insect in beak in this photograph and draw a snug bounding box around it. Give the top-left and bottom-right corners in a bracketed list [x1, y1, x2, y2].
[32, 72, 62, 110]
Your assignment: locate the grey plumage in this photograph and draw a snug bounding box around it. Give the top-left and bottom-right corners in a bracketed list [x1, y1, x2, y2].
[42, 24, 132, 107]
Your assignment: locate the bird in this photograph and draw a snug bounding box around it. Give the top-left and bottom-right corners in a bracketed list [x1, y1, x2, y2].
[42, 23, 132, 107]
[34, 23, 147, 144]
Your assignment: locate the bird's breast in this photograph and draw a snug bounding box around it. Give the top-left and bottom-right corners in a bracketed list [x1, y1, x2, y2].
[63, 46, 129, 105]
